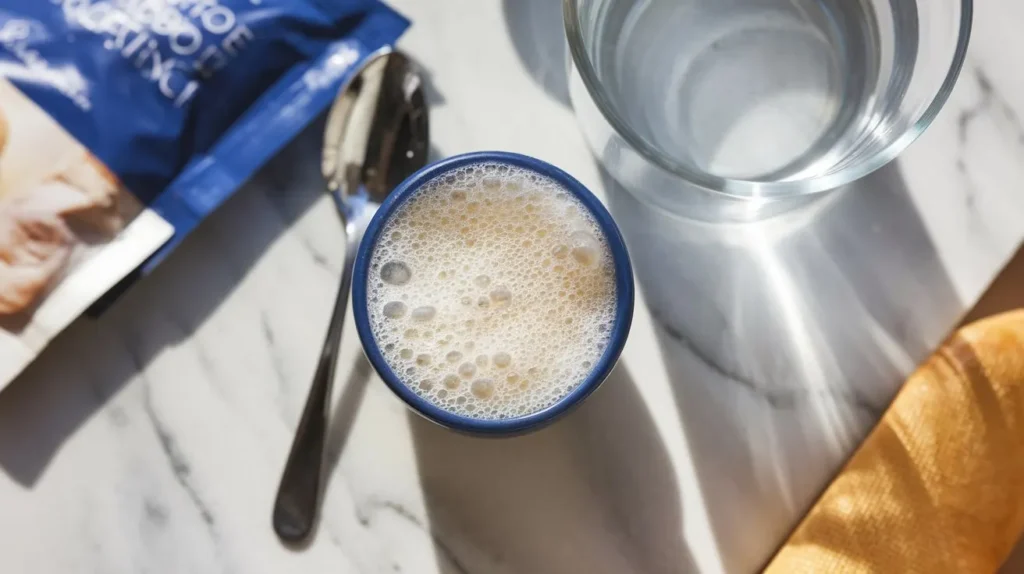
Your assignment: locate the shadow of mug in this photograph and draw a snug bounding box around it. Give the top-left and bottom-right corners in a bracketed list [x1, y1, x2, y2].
[409, 364, 697, 574]
[604, 162, 962, 572]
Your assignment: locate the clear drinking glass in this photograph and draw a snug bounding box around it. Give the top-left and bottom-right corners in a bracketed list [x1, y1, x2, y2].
[565, 0, 973, 220]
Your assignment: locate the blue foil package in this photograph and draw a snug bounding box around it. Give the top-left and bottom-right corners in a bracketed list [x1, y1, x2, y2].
[0, 0, 408, 387]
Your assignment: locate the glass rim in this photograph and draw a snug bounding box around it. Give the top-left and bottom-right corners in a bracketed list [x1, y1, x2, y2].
[563, 0, 974, 200]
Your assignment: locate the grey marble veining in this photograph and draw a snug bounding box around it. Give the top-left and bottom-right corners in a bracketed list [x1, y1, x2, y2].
[0, 1, 1022, 573]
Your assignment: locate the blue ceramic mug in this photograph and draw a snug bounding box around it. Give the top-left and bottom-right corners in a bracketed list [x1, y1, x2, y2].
[352, 151, 634, 434]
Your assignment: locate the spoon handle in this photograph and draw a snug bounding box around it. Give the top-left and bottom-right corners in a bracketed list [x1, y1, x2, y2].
[272, 230, 360, 544]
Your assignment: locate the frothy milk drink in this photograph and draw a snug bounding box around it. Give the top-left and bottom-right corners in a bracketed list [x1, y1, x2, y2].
[366, 162, 618, 420]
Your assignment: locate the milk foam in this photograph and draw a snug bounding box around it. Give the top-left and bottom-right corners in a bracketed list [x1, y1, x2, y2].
[367, 162, 617, 420]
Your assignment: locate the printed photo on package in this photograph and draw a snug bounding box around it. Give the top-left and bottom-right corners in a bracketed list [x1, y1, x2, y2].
[0, 80, 144, 329]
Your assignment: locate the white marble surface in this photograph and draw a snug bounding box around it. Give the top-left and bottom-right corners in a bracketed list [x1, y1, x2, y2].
[1, 1, 1023, 573]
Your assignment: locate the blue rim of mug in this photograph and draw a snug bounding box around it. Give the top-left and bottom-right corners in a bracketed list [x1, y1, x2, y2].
[352, 151, 635, 435]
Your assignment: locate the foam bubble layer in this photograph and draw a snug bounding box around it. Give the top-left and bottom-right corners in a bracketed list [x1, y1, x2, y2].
[367, 162, 617, 420]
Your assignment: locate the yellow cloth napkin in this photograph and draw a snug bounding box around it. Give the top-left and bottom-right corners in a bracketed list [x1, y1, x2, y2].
[765, 310, 1024, 573]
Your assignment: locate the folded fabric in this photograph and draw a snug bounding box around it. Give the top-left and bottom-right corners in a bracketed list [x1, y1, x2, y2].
[765, 310, 1024, 573]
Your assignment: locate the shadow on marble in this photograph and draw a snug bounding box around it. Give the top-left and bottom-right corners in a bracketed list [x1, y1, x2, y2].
[501, 0, 571, 107]
[324, 354, 373, 478]
[409, 364, 695, 574]
[604, 163, 961, 572]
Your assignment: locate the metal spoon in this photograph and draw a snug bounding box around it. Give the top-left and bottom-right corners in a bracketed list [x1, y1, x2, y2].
[273, 49, 429, 545]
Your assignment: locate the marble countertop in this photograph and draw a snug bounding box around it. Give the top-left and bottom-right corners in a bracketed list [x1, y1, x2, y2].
[2, 1, 1022, 573]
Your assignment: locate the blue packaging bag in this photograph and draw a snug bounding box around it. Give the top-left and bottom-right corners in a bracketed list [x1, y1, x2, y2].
[0, 0, 409, 267]
[0, 0, 408, 387]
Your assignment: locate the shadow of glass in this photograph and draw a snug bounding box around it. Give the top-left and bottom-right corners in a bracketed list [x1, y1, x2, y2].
[410, 364, 696, 574]
[604, 162, 961, 572]
[501, 0, 571, 107]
